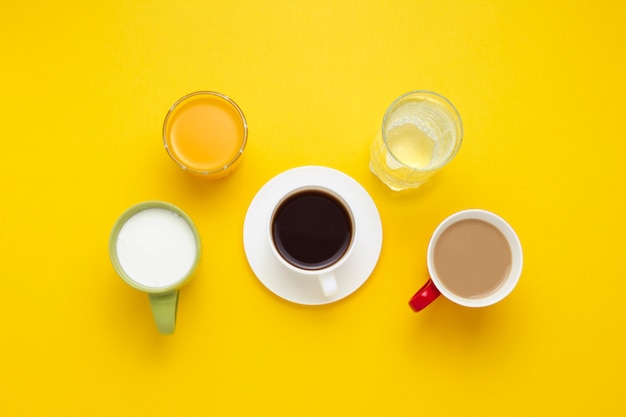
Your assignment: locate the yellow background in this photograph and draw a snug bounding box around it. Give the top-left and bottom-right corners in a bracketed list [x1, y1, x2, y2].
[1, 1, 625, 415]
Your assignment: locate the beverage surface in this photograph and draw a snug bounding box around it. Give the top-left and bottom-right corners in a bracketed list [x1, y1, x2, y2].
[433, 219, 512, 298]
[116, 208, 197, 288]
[166, 96, 245, 172]
[272, 190, 353, 270]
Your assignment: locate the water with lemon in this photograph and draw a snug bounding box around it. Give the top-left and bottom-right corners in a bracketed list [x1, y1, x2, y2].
[370, 96, 460, 190]
[386, 122, 437, 168]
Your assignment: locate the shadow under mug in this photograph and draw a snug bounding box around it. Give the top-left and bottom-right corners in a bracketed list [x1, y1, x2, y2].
[109, 201, 201, 334]
[268, 186, 358, 298]
[409, 209, 523, 312]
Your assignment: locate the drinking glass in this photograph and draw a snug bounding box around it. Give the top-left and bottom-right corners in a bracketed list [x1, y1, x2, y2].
[370, 91, 463, 191]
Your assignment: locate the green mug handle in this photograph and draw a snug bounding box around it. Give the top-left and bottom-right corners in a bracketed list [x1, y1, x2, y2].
[148, 291, 179, 335]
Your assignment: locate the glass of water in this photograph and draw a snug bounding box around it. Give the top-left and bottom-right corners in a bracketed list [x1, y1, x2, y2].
[369, 91, 463, 191]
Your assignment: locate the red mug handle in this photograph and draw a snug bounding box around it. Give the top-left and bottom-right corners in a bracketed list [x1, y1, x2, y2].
[408, 279, 441, 312]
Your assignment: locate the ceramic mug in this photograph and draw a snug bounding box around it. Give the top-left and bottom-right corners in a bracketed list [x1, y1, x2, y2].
[268, 186, 358, 297]
[409, 209, 522, 311]
[109, 201, 201, 334]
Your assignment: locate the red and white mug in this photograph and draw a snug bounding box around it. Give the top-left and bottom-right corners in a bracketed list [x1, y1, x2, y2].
[409, 209, 523, 311]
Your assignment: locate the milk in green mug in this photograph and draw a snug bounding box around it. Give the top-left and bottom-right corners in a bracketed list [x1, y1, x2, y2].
[109, 201, 201, 335]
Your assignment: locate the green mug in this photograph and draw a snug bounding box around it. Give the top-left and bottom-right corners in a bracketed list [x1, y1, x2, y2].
[109, 201, 201, 335]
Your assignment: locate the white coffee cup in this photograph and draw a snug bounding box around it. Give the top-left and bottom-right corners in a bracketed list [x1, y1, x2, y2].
[409, 209, 523, 311]
[268, 186, 357, 297]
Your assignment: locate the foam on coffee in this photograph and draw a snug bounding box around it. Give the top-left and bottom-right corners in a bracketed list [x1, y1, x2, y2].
[433, 218, 512, 299]
[116, 208, 197, 289]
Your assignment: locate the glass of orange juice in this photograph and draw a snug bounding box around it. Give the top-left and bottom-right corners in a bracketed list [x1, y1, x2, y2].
[163, 91, 248, 178]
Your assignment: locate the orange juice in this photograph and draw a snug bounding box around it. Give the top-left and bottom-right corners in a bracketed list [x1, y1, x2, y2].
[163, 92, 247, 176]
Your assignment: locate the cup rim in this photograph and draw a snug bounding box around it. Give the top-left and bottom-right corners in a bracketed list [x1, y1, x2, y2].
[426, 209, 523, 307]
[267, 186, 358, 276]
[382, 90, 463, 173]
[109, 201, 202, 293]
[162, 91, 248, 176]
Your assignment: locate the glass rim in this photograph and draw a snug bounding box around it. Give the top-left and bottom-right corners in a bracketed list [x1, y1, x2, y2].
[162, 91, 248, 175]
[382, 90, 463, 173]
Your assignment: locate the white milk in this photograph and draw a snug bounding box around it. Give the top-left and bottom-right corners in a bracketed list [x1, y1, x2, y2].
[116, 208, 197, 289]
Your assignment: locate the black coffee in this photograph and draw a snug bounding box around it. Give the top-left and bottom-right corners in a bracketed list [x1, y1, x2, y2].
[272, 190, 353, 270]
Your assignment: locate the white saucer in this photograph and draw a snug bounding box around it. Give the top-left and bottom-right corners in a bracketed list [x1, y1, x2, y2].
[243, 166, 383, 305]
